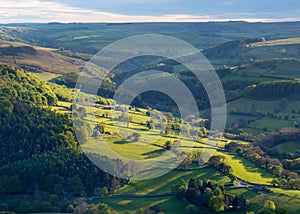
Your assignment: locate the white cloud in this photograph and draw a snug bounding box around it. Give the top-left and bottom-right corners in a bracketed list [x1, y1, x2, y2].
[0, 0, 298, 23]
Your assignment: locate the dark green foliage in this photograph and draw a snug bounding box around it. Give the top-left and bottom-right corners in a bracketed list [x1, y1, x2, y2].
[0, 65, 58, 107]
[165, 141, 173, 150]
[73, 200, 111, 214]
[180, 178, 247, 212]
[0, 176, 21, 194]
[245, 80, 300, 99]
[209, 156, 233, 175]
[209, 195, 225, 212]
[19, 201, 33, 213]
[52, 72, 79, 88]
[52, 72, 116, 98]
[0, 106, 76, 165]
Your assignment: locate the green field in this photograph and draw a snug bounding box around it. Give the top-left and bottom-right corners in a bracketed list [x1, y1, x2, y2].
[55, 101, 275, 187]
[93, 196, 188, 214]
[116, 166, 231, 195]
[29, 71, 61, 81]
[215, 152, 275, 184]
[272, 141, 300, 154]
[247, 117, 293, 131]
[228, 97, 300, 115]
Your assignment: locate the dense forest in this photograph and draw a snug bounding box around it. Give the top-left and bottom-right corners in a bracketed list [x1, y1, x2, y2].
[0, 65, 127, 212]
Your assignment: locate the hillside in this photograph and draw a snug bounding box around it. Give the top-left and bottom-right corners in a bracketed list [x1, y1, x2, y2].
[0, 41, 88, 75]
[203, 37, 300, 66]
[0, 65, 127, 212]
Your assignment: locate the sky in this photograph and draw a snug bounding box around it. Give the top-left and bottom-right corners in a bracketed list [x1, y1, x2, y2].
[0, 0, 299, 23]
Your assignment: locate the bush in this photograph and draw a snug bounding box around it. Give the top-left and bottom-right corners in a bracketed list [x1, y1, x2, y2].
[19, 201, 33, 213]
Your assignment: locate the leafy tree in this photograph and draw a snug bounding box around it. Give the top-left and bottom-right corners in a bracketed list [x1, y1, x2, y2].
[172, 179, 187, 198]
[198, 127, 207, 138]
[132, 132, 141, 142]
[72, 175, 86, 196]
[0, 176, 21, 194]
[165, 141, 174, 150]
[208, 195, 225, 212]
[94, 187, 108, 197]
[264, 200, 276, 210]
[48, 194, 59, 207]
[95, 203, 111, 214]
[40, 201, 58, 212]
[19, 201, 33, 213]
[147, 120, 155, 130]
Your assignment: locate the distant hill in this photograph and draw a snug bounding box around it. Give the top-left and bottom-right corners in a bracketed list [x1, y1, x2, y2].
[251, 38, 300, 47]
[2, 22, 300, 55]
[203, 38, 265, 59]
[0, 41, 88, 74]
[203, 38, 300, 66]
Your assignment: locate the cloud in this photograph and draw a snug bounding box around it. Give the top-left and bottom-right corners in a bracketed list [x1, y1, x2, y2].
[0, 0, 299, 23]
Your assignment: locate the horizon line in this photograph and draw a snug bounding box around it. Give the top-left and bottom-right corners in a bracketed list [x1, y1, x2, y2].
[1, 20, 300, 25]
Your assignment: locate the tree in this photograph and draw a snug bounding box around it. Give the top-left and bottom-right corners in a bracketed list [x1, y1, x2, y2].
[208, 195, 225, 212]
[165, 141, 174, 150]
[264, 200, 276, 210]
[48, 194, 59, 207]
[270, 166, 283, 176]
[232, 195, 248, 210]
[164, 112, 174, 120]
[94, 187, 108, 197]
[132, 132, 141, 142]
[182, 123, 191, 137]
[271, 179, 279, 187]
[95, 203, 111, 214]
[198, 127, 207, 138]
[202, 187, 214, 204]
[77, 107, 87, 118]
[288, 179, 300, 189]
[172, 179, 187, 198]
[42, 174, 64, 193]
[40, 201, 58, 212]
[185, 179, 201, 204]
[147, 120, 155, 130]
[119, 112, 131, 127]
[0, 97, 13, 115]
[19, 201, 33, 213]
[72, 176, 86, 196]
[0, 176, 21, 194]
[209, 156, 225, 166]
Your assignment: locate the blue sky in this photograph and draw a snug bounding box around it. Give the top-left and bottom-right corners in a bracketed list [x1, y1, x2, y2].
[0, 0, 299, 23]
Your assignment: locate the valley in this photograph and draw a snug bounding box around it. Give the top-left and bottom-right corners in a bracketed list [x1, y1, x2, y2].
[0, 22, 300, 213]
